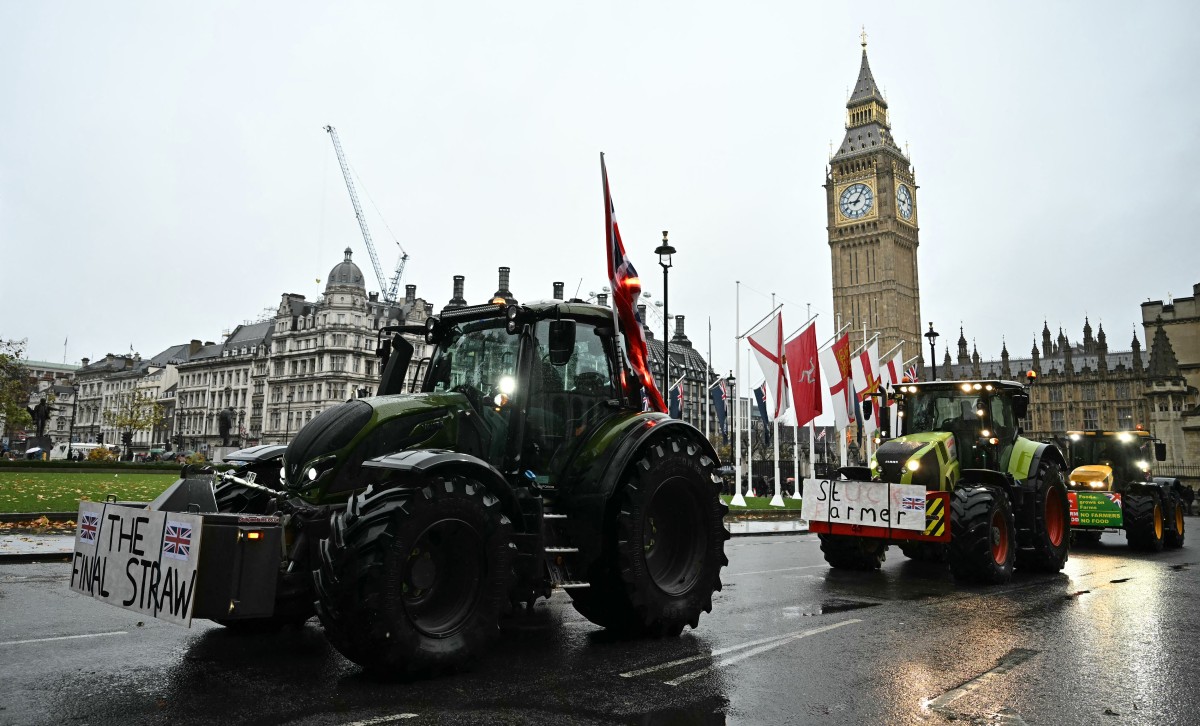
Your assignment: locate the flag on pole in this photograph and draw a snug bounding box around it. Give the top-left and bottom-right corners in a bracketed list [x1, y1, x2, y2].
[817, 428, 826, 441]
[668, 378, 686, 419]
[753, 383, 772, 446]
[747, 311, 788, 420]
[710, 379, 729, 443]
[819, 334, 854, 430]
[905, 363, 919, 383]
[784, 321, 822, 428]
[602, 153, 666, 413]
[851, 340, 881, 438]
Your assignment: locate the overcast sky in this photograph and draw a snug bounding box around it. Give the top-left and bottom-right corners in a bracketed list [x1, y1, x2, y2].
[3, 2, 1198, 396]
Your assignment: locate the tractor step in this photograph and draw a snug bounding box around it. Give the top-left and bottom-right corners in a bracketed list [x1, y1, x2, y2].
[545, 546, 580, 554]
[552, 581, 591, 590]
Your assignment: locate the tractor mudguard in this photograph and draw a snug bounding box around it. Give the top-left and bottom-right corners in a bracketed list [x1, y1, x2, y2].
[959, 468, 1016, 492]
[361, 449, 525, 532]
[1009, 439, 1066, 485]
[554, 415, 719, 554]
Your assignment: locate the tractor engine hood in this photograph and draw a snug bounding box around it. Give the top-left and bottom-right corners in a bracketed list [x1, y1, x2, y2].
[872, 431, 954, 487]
[1068, 464, 1113, 491]
[282, 393, 468, 496]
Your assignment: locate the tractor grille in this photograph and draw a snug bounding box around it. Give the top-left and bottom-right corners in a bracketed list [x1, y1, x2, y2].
[876, 440, 928, 483]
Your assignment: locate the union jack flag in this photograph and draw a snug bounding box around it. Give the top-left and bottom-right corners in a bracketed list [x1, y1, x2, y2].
[900, 496, 924, 511]
[162, 521, 193, 561]
[816, 428, 826, 441]
[79, 512, 100, 543]
[905, 364, 919, 382]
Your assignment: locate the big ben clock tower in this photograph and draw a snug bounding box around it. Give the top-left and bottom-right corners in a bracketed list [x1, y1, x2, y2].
[826, 32, 923, 369]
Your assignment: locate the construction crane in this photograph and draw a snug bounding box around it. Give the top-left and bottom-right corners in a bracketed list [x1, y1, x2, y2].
[323, 125, 409, 303]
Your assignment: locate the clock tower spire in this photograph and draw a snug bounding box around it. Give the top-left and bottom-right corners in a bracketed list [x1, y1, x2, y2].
[825, 34, 923, 370]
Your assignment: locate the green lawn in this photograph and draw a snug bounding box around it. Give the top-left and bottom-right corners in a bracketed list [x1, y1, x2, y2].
[0, 471, 178, 514]
[721, 494, 804, 510]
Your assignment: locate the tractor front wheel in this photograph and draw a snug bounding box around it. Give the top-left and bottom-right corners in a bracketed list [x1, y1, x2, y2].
[570, 435, 729, 637]
[948, 485, 1016, 584]
[1015, 463, 1070, 573]
[1125, 492, 1165, 552]
[1165, 493, 1186, 549]
[314, 477, 514, 675]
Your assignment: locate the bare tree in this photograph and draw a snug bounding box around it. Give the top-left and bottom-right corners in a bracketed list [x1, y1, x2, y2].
[0, 339, 33, 445]
[103, 390, 164, 459]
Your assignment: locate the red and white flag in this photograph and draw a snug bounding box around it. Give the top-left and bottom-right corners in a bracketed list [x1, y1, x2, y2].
[602, 154, 665, 413]
[784, 321, 822, 428]
[819, 334, 854, 430]
[747, 311, 789, 420]
[851, 340, 881, 437]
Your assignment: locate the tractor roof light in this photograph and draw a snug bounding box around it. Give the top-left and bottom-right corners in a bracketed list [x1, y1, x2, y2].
[973, 383, 983, 391]
[1117, 432, 1134, 443]
[961, 383, 972, 393]
[504, 305, 521, 334]
[981, 429, 991, 438]
[424, 317, 440, 345]
[985, 384, 994, 391]
[1069, 433, 1081, 441]
[1137, 460, 1150, 472]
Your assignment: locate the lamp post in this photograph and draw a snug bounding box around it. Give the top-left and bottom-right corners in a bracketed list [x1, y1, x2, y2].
[654, 230, 676, 397]
[284, 393, 294, 444]
[67, 383, 79, 460]
[726, 371, 736, 448]
[925, 322, 940, 381]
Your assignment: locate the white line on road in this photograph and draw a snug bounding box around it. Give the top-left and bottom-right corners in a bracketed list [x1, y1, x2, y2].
[725, 564, 828, 577]
[0, 630, 128, 646]
[340, 714, 419, 725]
[664, 620, 861, 686]
[922, 648, 1038, 714]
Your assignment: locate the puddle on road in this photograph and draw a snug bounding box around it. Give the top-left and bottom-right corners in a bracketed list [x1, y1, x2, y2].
[1064, 589, 1091, 599]
[1109, 577, 1132, 583]
[1169, 563, 1195, 571]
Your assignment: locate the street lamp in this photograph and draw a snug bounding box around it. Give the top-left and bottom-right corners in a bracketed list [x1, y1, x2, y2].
[925, 322, 940, 381]
[726, 371, 736, 438]
[654, 230, 676, 397]
[284, 393, 294, 444]
[67, 383, 79, 460]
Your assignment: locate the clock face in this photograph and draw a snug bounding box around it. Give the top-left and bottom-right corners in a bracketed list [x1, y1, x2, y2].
[897, 184, 914, 220]
[839, 183, 874, 219]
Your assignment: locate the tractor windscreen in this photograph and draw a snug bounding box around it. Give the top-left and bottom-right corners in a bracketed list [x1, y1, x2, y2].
[1068, 434, 1152, 482]
[905, 388, 1017, 469]
[426, 320, 520, 403]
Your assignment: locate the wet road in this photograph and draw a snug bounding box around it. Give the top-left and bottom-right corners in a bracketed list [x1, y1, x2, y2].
[2, 528, 1197, 725]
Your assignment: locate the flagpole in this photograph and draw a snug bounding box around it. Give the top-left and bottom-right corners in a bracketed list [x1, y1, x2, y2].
[731, 282, 746, 507]
[738, 303, 785, 339]
[706, 318, 712, 440]
[791, 416, 801, 499]
[746, 349, 754, 498]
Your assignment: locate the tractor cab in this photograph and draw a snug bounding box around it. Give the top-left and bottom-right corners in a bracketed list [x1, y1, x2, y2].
[892, 380, 1028, 471]
[1065, 430, 1165, 492]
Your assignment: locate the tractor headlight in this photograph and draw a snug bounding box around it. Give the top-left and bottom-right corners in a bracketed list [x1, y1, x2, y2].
[981, 429, 991, 438]
[1137, 460, 1150, 472]
[307, 467, 319, 482]
[906, 460, 920, 472]
[1090, 481, 1104, 488]
[279, 460, 286, 484]
[1118, 432, 1133, 443]
[498, 375, 516, 394]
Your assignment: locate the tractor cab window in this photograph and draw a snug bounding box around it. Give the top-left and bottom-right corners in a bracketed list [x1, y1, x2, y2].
[906, 389, 996, 469]
[427, 321, 520, 401]
[524, 320, 619, 473]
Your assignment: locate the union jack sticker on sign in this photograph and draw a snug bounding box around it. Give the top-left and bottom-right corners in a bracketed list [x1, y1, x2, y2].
[162, 521, 193, 561]
[79, 512, 100, 543]
[900, 496, 923, 511]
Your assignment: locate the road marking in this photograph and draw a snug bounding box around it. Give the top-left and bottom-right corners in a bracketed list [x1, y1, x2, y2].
[0, 630, 128, 646]
[664, 620, 861, 686]
[340, 714, 419, 725]
[725, 564, 829, 577]
[620, 629, 817, 678]
[922, 648, 1038, 714]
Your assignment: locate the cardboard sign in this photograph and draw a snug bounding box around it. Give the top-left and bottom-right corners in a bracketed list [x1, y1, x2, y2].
[801, 480, 926, 531]
[1068, 491, 1123, 528]
[70, 501, 204, 626]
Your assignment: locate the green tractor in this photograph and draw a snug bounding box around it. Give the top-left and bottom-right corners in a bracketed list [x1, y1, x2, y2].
[82, 300, 729, 675]
[804, 379, 1070, 584]
[1064, 429, 1185, 551]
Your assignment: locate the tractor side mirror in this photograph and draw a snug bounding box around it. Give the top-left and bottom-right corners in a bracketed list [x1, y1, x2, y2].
[548, 320, 576, 366]
[1012, 391, 1029, 419]
[1155, 441, 1166, 462]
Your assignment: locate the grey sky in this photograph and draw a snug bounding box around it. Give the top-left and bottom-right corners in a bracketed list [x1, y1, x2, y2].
[3, 2, 1198, 400]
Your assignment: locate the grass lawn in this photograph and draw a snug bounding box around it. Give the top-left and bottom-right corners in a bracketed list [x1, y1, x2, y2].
[0, 471, 178, 514]
[720, 494, 804, 510]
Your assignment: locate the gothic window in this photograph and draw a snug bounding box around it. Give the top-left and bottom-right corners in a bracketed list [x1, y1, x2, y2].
[1117, 408, 1133, 429]
[1051, 410, 1065, 431]
[1082, 385, 1096, 401]
[1049, 387, 1064, 403]
[1083, 409, 1099, 430]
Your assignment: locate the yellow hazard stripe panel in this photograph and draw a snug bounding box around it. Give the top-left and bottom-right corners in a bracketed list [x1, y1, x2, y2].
[925, 496, 946, 536]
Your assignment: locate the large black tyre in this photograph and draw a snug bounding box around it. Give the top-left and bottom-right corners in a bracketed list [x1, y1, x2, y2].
[569, 435, 729, 636]
[948, 485, 1016, 584]
[1015, 463, 1070, 573]
[819, 535, 889, 570]
[314, 476, 514, 675]
[898, 541, 948, 563]
[1165, 493, 1186, 549]
[1125, 492, 1165, 552]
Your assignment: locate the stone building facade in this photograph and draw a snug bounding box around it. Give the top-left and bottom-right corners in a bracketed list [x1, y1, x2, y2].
[826, 38, 923, 368]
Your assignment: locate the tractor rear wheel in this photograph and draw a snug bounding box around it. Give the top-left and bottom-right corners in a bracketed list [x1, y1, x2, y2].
[314, 476, 514, 675]
[819, 535, 889, 570]
[1125, 492, 1165, 552]
[1015, 463, 1070, 573]
[570, 435, 728, 637]
[1165, 493, 1186, 549]
[948, 485, 1016, 584]
[898, 541, 948, 563]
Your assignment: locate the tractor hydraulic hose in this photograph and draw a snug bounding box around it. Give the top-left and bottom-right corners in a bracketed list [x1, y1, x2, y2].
[216, 471, 284, 496]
